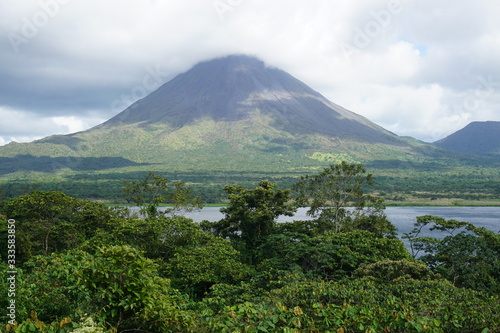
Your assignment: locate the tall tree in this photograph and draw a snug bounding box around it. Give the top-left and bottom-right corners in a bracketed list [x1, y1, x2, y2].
[122, 172, 202, 218]
[83, 245, 195, 332]
[294, 162, 394, 235]
[403, 215, 500, 293]
[208, 180, 296, 264]
[0, 191, 114, 261]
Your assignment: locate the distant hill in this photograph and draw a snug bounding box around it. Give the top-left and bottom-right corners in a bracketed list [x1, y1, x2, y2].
[434, 121, 500, 155]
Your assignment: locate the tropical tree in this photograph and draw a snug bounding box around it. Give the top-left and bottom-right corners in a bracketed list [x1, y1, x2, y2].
[164, 235, 251, 298]
[204, 180, 296, 264]
[0, 191, 114, 261]
[294, 162, 394, 235]
[404, 215, 500, 293]
[259, 230, 410, 280]
[83, 245, 195, 332]
[13, 250, 94, 323]
[122, 172, 202, 218]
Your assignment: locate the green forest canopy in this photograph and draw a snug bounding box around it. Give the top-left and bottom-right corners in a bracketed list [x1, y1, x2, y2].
[0, 163, 499, 332]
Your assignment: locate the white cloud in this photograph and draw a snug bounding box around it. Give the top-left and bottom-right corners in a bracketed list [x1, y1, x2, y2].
[330, 83, 446, 142]
[0, 0, 499, 143]
[51, 116, 87, 133]
[0, 107, 104, 145]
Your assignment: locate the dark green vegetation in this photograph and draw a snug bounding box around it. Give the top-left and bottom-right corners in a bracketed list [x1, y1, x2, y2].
[0, 55, 498, 205]
[0, 159, 499, 205]
[121, 171, 202, 218]
[1, 164, 499, 332]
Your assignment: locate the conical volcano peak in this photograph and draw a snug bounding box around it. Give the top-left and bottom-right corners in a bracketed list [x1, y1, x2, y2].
[194, 54, 267, 72]
[103, 54, 400, 144]
[181, 54, 318, 98]
[105, 54, 319, 126]
[184, 54, 287, 96]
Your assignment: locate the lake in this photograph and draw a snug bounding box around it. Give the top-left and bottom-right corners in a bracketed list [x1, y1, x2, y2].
[183, 206, 499, 230]
[180, 206, 500, 246]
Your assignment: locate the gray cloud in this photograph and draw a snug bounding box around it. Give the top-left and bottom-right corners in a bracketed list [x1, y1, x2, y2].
[0, 0, 499, 145]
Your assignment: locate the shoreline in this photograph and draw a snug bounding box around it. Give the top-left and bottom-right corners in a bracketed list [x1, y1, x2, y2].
[108, 200, 500, 208]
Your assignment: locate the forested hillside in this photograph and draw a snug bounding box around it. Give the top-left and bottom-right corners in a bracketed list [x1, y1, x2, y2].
[1, 163, 499, 332]
[434, 121, 500, 155]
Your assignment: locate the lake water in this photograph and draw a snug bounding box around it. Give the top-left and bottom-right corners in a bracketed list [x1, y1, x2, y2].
[180, 206, 500, 246]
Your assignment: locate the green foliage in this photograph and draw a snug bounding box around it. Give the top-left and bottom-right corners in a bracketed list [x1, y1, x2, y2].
[294, 162, 395, 235]
[349, 212, 398, 238]
[71, 316, 106, 333]
[259, 230, 411, 280]
[121, 171, 202, 218]
[1, 169, 499, 333]
[404, 215, 500, 293]
[165, 235, 251, 298]
[3, 246, 196, 332]
[353, 259, 441, 282]
[207, 180, 296, 264]
[203, 278, 500, 332]
[0, 191, 114, 262]
[82, 215, 206, 260]
[309, 152, 359, 164]
[312, 231, 410, 278]
[82, 245, 195, 332]
[1, 159, 499, 204]
[8, 311, 78, 333]
[82, 214, 252, 298]
[15, 250, 94, 323]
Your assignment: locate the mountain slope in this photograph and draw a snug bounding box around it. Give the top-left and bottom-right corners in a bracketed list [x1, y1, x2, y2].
[434, 121, 500, 155]
[0, 55, 439, 173]
[103, 55, 402, 144]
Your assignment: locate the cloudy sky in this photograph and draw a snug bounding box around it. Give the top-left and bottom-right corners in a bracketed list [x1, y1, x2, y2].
[1, 0, 499, 145]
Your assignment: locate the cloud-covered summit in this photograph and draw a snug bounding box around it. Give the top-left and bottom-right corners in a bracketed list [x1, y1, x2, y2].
[1, 0, 499, 145]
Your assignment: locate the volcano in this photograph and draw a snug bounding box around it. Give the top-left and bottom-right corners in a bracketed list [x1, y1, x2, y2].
[0, 55, 429, 173]
[103, 55, 400, 144]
